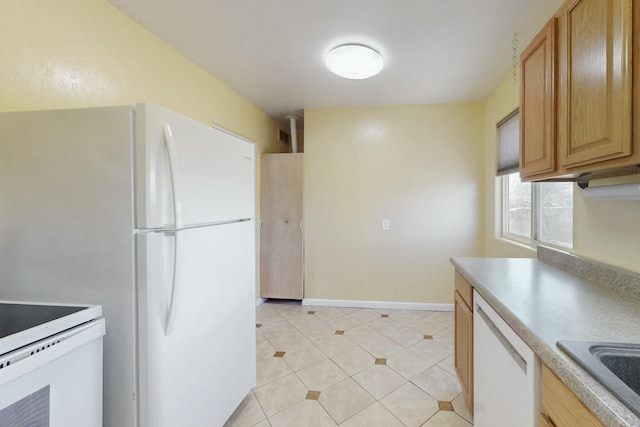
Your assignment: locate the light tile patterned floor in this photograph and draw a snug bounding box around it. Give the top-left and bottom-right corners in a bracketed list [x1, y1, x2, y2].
[225, 301, 473, 427]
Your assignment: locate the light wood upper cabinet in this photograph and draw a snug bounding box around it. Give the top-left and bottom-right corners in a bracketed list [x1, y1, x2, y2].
[520, 17, 557, 179]
[558, 0, 633, 169]
[520, 0, 639, 181]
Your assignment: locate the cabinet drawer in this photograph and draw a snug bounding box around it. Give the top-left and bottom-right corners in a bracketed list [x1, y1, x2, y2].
[455, 271, 473, 308]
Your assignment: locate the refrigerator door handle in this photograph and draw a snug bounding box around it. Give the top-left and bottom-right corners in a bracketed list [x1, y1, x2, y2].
[164, 231, 180, 336]
[163, 123, 183, 229]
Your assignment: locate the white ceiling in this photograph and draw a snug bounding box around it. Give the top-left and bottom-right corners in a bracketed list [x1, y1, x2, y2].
[107, 0, 563, 126]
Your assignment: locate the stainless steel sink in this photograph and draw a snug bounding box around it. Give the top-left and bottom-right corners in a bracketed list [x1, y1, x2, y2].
[558, 341, 640, 417]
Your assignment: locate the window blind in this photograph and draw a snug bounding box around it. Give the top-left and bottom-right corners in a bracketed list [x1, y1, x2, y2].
[496, 110, 520, 176]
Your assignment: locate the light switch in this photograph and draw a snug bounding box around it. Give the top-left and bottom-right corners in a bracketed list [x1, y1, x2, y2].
[382, 219, 390, 230]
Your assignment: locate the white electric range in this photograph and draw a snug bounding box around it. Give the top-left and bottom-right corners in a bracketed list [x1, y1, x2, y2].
[0, 301, 105, 427]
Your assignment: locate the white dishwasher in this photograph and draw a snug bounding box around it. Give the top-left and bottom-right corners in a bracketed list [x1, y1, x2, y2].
[473, 290, 540, 427]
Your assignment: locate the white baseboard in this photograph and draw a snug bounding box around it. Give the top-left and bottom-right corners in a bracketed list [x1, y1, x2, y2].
[301, 298, 453, 312]
[256, 297, 267, 307]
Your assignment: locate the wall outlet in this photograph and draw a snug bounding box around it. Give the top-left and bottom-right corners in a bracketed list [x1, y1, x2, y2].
[382, 219, 390, 230]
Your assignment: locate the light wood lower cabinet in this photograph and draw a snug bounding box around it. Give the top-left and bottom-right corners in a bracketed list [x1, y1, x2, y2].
[454, 272, 473, 414]
[260, 153, 304, 300]
[540, 363, 604, 427]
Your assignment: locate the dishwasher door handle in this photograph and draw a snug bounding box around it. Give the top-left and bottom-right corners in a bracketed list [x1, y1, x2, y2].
[476, 304, 527, 373]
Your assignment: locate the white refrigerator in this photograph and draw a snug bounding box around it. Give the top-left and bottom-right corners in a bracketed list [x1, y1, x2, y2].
[0, 103, 257, 427]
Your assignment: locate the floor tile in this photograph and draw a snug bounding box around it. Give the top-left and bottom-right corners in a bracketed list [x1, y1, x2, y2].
[282, 342, 327, 371]
[422, 410, 472, 426]
[452, 393, 473, 424]
[257, 340, 276, 361]
[318, 378, 375, 424]
[382, 325, 424, 348]
[224, 391, 266, 427]
[346, 309, 382, 324]
[269, 400, 337, 427]
[256, 308, 286, 325]
[288, 313, 325, 330]
[339, 402, 404, 427]
[315, 307, 357, 321]
[409, 339, 454, 365]
[386, 348, 434, 380]
[315, 335, 357, 357]
[366, 318, 403, 335]
[325, 316, 362, 332]
[330, 346, 376, 376]
[352, 365, 406, 399]
[386, 310, 429, 325]
[404, 317, 449, 336]
[360, 335, 405, 359]
[299, 323, 337, 342]
[380, 382, 439, 427]
[437, 354, 456, 376]
[433, 327, 455, 346]
[428, 312, 455, 328]
[274, 304, 310, 319]
[256, 357, 293, 387]
[252, 303, 468, 427]
[262, 320, 299, 339]
[296, 358, 348, 391]
[254, 373, 308, 417]
[268, 331, 309, 351]
[343, 325, 383, 345]
[411, 365, 462, 401]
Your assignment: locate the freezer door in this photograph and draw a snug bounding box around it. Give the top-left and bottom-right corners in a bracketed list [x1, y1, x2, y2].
[136, 221, 256, 427]
[135, 103, 255, 229]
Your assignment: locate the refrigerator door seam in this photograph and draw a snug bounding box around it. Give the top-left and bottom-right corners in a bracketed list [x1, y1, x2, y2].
[135, 218, 252, 234]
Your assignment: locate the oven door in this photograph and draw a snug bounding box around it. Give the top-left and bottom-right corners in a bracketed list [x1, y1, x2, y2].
[0, 319, 105, 427]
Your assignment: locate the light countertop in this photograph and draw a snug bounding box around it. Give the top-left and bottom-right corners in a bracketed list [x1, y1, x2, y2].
[450, 254, 640, 427]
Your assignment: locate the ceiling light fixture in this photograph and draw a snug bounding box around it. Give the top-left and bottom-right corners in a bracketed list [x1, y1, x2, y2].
[325, 44, 384, 80]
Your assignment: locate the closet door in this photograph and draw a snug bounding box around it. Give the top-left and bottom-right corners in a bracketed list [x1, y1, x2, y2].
[260, 153, 304, 299]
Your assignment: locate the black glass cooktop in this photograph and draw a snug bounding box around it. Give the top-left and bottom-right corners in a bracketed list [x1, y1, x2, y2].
[0, 303, 87, 339]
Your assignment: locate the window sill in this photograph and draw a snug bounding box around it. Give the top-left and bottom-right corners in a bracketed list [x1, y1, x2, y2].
[497, 235, 572, 257]
[496, 235, 538, 256]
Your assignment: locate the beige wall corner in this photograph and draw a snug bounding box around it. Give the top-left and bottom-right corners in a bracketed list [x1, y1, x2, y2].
[482, 74, 536, 259]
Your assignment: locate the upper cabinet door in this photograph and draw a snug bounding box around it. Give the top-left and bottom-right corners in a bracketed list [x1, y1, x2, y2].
[520, 18, 557, 179]
[559, 0, 633, 169]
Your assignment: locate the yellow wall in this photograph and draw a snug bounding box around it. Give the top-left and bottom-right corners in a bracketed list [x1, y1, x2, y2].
[481, 75, 536, 258]
[483, 75, 640, 272]
[0, 0, 284, 149]
[304, 104, 484, 304]
[0, 0, 291, 300]
[574, 190, 640, 272]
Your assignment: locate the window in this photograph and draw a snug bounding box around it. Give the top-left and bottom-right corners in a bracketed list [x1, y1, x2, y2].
[496, 110, 573, 248]
[503, 172, 574, 248]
